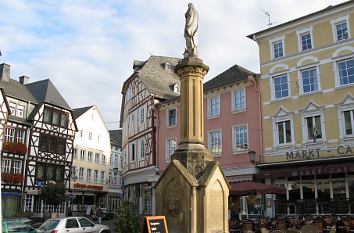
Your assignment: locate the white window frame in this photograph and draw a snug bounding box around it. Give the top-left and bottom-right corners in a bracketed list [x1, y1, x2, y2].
[102, 155, 106, 165]
[232, 124, 248, 154]
[13, 160, 22, 174]
[79, 167, 84, 181]
[16, 105, 25, 118]
[334, 57, 354, 88]
[166, 108, 177, 128]
[269, 36, 285, 60]
[208, 129, 222, 156]
[5, 128, 15, 142]
[89, 132, 92, 140]
[301, 110, 326, 144]
[15, 130, 25, 143]
[2, 158, 11, 173]
[87, 151, 93, 162]
[138, 139, 145, 160]
[94, 170, 98, 183]
[298, 66, 321, 95]
[101, 171, 105, 184]
[272, 116, 295, 147]
[207, 95, 220, 118]
[296, 27, 314, 52]
[331, 15, 350, 42]
[87, 169, 91, 182]
[9, 102, 16, 115]
[80, 150, 85, 160]
[232, 88, 246, 113]
[271, 73, 290, 100]
[338, 101, 354, 140]
[95, 153, 100, 164]
[139, 106, 145, 124]
[166, 137, 177, 162]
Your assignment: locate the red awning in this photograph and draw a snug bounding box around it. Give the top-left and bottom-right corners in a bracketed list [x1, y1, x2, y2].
[230, 181, 286, 196]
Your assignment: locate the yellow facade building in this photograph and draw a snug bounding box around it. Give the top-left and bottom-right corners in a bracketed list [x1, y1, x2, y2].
[248, 1, 354, 216]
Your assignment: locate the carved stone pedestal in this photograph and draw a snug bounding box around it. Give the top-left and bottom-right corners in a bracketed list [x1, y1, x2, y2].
[155, 57, 230, 233]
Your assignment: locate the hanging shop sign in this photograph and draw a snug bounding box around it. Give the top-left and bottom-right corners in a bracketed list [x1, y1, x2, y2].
[73, 183, 103, 191]
[285, 145, 353, 160]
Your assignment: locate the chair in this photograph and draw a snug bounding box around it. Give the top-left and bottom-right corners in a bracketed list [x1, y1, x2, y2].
[242, 220, 253, 233]
[286, 229, 300, 233]
[301, 225, 318, 233]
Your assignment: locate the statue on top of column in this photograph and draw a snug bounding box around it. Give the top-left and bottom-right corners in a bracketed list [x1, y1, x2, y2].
[183, 3, 199, 58]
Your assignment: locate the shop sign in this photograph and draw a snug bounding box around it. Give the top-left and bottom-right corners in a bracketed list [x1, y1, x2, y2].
[141, 216, 168, 233]
[228, 174, 253, 182]
[285, 145, 353, 160]
[73, 183, 103, 191]
[291, 164, 354, 177]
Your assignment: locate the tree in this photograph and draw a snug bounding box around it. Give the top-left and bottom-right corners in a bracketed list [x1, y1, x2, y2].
[115, 201, 141, 233]
[40, 182, 66, 206]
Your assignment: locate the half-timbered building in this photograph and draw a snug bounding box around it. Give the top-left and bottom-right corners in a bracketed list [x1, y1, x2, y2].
[0, 63, 77, 217]
[120, 55, 180, 215]
[25, 79, 77, 217]
[0, 64, 38, 217]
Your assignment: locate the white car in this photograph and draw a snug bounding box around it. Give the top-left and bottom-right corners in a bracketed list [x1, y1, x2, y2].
[37, 217, 111, 233]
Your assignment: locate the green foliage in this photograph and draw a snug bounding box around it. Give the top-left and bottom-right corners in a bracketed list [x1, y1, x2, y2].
[114, 201, 141, 233]
[40, 182, 66, 205]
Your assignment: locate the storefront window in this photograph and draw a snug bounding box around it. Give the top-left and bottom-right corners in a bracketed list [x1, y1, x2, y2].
[317, 179, 331, 214]
[240, 195, 262, 215]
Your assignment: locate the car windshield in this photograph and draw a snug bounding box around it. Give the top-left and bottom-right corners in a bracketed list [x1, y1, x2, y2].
[39, 219, 60, 230]
[8, 223, 33, 232]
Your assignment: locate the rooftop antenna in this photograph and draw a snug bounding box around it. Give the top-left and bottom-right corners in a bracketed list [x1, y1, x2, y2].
[260, 9, 276, 28]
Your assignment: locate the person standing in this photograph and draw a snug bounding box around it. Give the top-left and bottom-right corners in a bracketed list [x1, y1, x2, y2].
[96, 205, 103, 224]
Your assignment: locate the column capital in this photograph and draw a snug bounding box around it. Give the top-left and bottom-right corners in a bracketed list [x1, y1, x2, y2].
[175, 57, 209, 77]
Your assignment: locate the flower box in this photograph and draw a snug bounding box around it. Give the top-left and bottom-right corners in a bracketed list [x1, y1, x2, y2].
[3, 142, 27, 155]
[1, 173, 24, 184]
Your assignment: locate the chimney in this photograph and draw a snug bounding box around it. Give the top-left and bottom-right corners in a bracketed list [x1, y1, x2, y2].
[0, 63, 10, 82]
[19, 76, 30, 85]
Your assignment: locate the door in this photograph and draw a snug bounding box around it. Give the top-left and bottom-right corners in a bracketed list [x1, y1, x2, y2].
[77, 217, 95, 233]
[64, 218, 81, 233]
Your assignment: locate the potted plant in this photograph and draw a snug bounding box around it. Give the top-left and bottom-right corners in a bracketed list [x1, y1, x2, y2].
[1, 173, 24, 184]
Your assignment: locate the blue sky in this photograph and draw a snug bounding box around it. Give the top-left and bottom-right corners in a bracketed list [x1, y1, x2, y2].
[0, 0, 347, 129]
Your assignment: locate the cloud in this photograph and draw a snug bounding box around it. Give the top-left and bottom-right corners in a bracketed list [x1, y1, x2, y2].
[0, 0, 348, 129]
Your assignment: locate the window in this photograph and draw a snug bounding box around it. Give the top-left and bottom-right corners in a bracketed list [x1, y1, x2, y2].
[102, 155, 106, 165]
[114, 154, 119, 166]
[233, 125, 248, 152]
[335, 21, 349, 41]
[305, 115, 322, 142]
[208, 130, 222, 155]
[272, 40, 284, 59]
[80, 130, 83, 138]
[208, 95, 220, 118]
[80, 150, 86, 160]
[43, 106, 69, 128]
[65, 218, 79, 229]
[166, 138, 177, 161]
[167, 108, 177, 127]
[101, 171, 105, 184]
[87, 169, 91, 182]
[78, 218, 94, 228]
[24, 195, 33, 212]
[300, 32, 312, 51]
[110, 154, 113, 165]
[114, 172, 118, 185]
[73, 148, 78, 159]
[5, 128, 15, 142]
[95, 153, 100, 163]
[35, 163, 64, 182]
[16, 105, 24, 117]
[232, 88, 246, 112]
[139, 107, 145, 123]
[79, 168, 84, 181]
[94, 170, 98, 183]
[39, 134, 66, 155]
[343, 109, 354, 136]
[89, 132, 92, 140]
[2, 159, 11, 173]
[273, 74, 289, 99]
[87, 152, 93, 162]
[139, 139, 145, 159]
[130, 143, 135, 161]
[300, 67, 318, 93]
[9, 103, 16, 115]
[337, 58, 354, 86]
[276, 120, 292, 144]
[13, 160, 21, 174]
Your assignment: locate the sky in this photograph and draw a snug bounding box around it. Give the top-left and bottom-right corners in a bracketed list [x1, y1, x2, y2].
[0, 0, 348, 129]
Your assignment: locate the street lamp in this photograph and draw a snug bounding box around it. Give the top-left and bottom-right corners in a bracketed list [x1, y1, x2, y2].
[248, 150, 257, 165]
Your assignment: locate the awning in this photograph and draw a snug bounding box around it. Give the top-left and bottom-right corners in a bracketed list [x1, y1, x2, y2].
[230, 181, 286, 196]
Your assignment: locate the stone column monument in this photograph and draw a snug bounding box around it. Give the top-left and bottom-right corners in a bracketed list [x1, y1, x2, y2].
[155, 3, 230, 233]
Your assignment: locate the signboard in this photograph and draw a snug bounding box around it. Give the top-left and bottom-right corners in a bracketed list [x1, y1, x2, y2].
[141, 216, 168, 233]
[285, 145, 353, 161]
[73, 183, 103, 190]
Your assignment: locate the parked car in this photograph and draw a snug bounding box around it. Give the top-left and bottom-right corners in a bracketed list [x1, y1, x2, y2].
[2, 220, 37, 233]
[36, 217, 110, 233]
